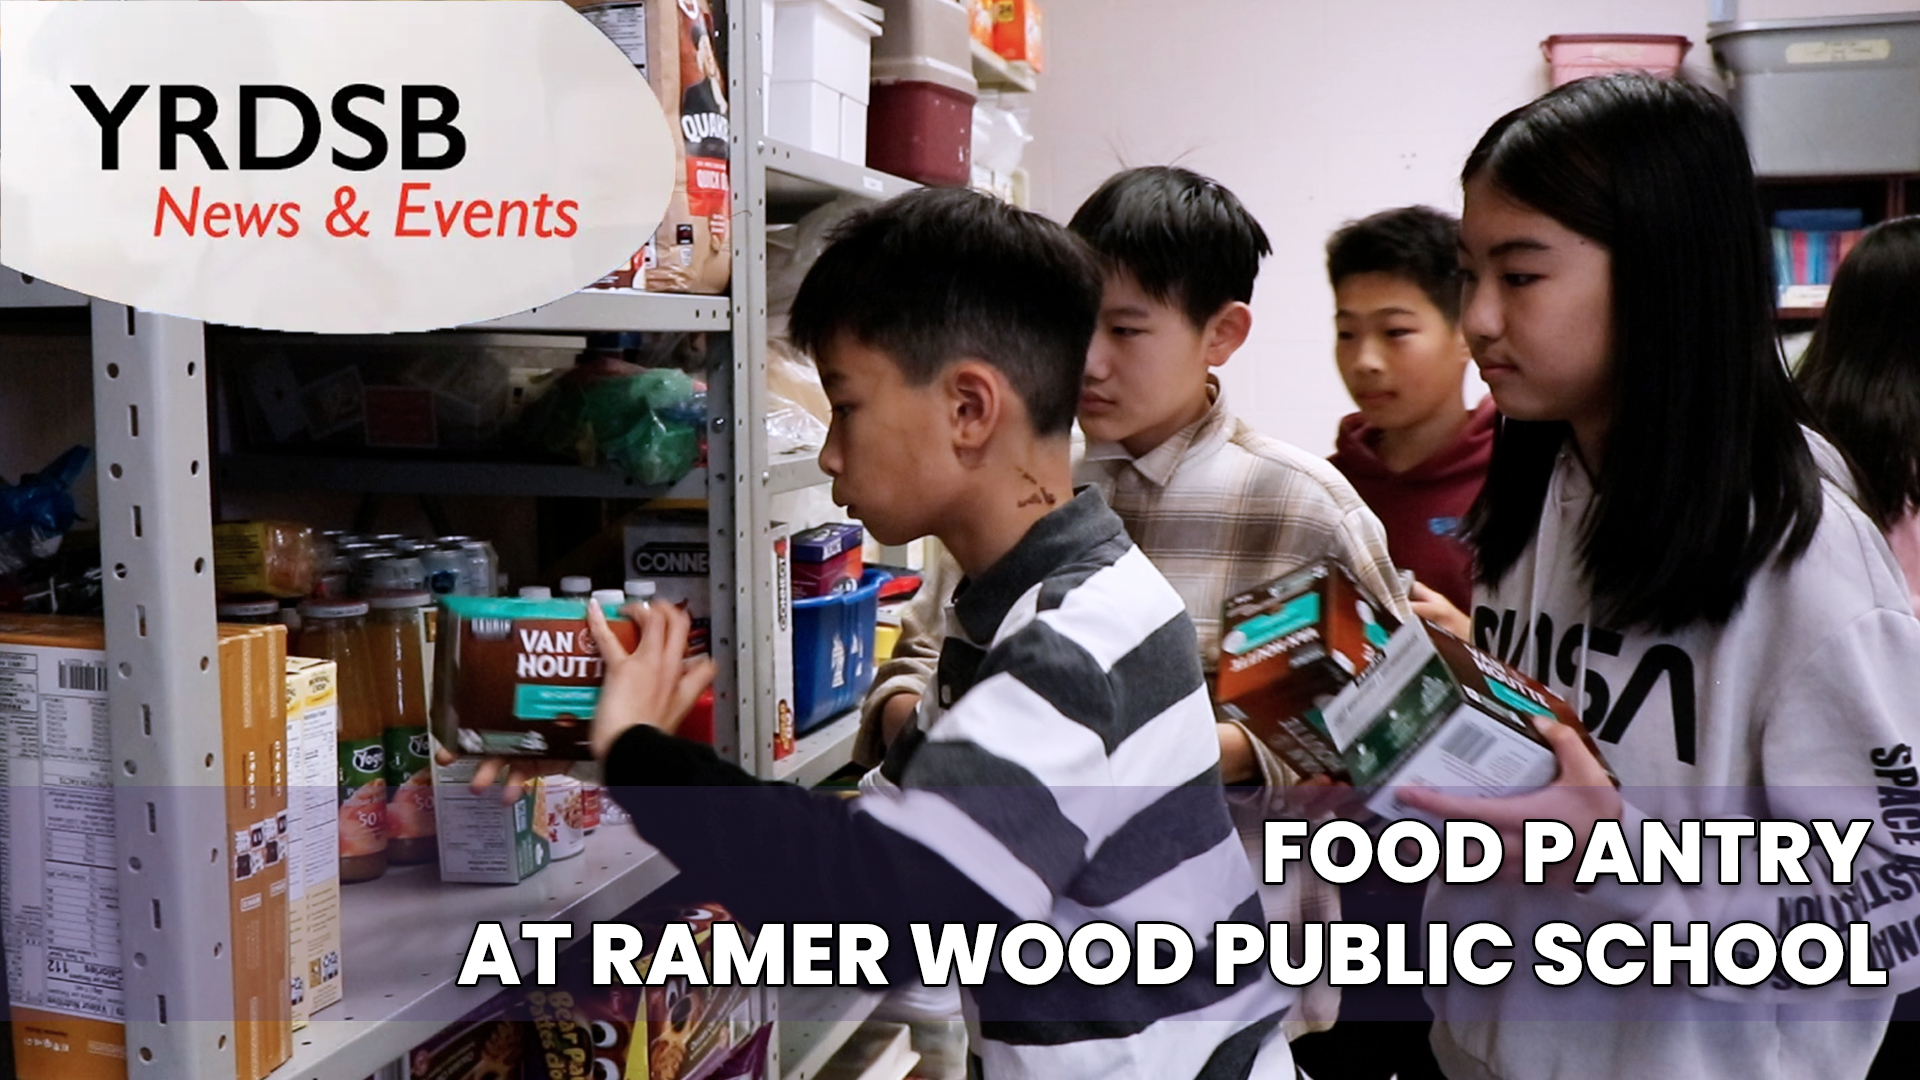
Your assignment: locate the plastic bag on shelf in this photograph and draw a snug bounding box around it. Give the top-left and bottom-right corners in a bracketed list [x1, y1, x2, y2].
[511, 338, 708, 485]
[767, 339, 830, 455]
[766, 195, 871, 329]
[0, 446, 91, 578]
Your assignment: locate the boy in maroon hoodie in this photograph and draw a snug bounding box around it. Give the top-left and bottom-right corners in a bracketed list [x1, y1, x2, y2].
[1325, 205, 1494, 612]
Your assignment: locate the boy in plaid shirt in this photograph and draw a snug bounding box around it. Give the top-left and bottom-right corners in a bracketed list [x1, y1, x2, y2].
[861, 166, 1412, 1038]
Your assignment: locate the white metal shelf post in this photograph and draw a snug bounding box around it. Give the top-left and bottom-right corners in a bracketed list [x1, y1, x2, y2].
[90, 305, 234, 1079]
[732, 0, 778, 783]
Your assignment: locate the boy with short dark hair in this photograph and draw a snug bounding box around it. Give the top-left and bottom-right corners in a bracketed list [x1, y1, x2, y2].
[579, 188, 1298, 1079]
[1325, 205, 1495, 612]
[862, 167, 1414, 1039]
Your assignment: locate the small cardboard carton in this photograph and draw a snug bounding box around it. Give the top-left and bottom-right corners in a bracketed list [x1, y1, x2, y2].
[772, 520, 797, 761]
[1215, 561, 1396, 778]
[285, 655, 344, 1023]
[431, 745, 550, 884]
[1322, 622, 1577, 822]
[623, 512, 713, 654]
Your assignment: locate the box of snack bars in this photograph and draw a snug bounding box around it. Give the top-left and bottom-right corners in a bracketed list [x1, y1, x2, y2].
[402, 994, 528, 1080]
[772, 521, 797, 761]
[523, 903, 753, 1080]
[431, 746, 550, 884]
[1321, 621, 1586, 823]
[432, 596, 641, 760]
[791, 523, 864, 599]
[216, 624, 294, 1080]
[1, 616, 291, 1080]
[623, 512, 713, 655]
[286, 656, 344, 1022]
[1214, 561, 1396, 779]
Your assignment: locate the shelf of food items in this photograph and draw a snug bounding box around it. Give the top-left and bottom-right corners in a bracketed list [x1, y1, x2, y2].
[0, 494, 922, 1079]
[761, 0, 1041, 212]
[0, 265, 729, 331]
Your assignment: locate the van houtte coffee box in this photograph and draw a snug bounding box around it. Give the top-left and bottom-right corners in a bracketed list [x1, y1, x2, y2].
[1214, 561, 1396, 779]
[431, 596, 640, 760]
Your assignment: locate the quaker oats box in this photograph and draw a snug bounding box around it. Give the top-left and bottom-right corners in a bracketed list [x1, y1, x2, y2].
[432, 596, 640, 760]
[1214, 560, 1397, 779]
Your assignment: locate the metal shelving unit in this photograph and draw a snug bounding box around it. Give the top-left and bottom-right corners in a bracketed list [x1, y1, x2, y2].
[772, 710, 864, 787]
[768, 450, 830, 495]
[971, 39, 1037, 93]
[465, 290, 730, 334]
[0, 268, 88, 308]
[0, 1, 927, 1077]
[777, 985, 888, 1080]
[217, 454, 713, 502]
[277, 832, 675, 1080]
[762, 138, 921, 218]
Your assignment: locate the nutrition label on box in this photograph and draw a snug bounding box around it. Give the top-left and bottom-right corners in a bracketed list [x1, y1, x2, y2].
[0, 644, 124, 1022]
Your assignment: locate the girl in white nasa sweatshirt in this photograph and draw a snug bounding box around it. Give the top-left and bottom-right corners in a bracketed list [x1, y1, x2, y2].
[1400, 75, 1920, 1080]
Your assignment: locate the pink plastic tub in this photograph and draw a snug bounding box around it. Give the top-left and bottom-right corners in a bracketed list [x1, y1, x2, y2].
[1542, 34, 1692, 87]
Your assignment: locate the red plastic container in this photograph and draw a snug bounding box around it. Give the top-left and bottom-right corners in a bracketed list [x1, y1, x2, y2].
[1542, 34, 1691, 87]
[868, 79, 975, 186]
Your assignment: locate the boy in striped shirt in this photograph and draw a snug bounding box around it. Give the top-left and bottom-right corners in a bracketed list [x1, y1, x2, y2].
[520, 189, 1300, 1078]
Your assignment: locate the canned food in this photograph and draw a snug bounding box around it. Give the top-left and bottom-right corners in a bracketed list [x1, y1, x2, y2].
[362, 554, 428, 597]
[422, 547, 465, 596]
[541, 775, 586, 860]
[458, 540, 497, 598]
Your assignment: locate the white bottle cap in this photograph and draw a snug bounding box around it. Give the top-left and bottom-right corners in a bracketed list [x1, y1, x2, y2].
[518, 586, 554, 600]
[559, 575, 593, 596]
[624, 580, 657, 600]
[591, 589, 627, 608]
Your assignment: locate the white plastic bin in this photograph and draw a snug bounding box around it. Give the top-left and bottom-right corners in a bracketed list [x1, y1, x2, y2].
[771, 0, 884, 162]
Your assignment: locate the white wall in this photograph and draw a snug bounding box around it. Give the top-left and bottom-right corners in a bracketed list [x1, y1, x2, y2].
[1025, 0, 1914, 452]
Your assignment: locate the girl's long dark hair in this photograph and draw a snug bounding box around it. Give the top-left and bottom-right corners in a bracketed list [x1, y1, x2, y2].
[1464, 75, 1824, 632]
[1796, 216, 1920, 530]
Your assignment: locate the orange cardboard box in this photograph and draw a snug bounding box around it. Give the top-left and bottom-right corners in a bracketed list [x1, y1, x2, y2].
[969, 0, 995, 47]
[0, 616, 291, 1080]
[218, 625, 294, 1080]
[991, 0, 1043, 71]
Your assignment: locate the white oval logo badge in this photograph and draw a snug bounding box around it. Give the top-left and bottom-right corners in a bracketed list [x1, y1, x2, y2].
[0, 1, 676, 333]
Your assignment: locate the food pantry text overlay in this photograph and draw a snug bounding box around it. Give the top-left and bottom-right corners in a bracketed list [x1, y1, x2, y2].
[456, 816, 1914, 992]
[73, 83, 579, 239]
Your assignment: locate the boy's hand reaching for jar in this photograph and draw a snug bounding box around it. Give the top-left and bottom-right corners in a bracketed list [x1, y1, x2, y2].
[437, 601, 716, 804]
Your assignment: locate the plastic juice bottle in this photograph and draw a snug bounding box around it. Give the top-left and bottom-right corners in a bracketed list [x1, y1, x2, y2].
[297, 599, 389, 883]
[367, 592, 436, 864]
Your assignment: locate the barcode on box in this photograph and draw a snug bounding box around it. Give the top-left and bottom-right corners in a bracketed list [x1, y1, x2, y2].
[1439, 722, 1495, 766]
[58, 660, 107, 693]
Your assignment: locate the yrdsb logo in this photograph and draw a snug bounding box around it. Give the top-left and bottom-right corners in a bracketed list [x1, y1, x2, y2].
[0, 1, 675, 332]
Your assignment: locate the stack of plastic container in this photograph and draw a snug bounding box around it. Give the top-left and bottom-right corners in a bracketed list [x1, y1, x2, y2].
[869, 0, 978, 186]
[771, 0, 886, 164]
